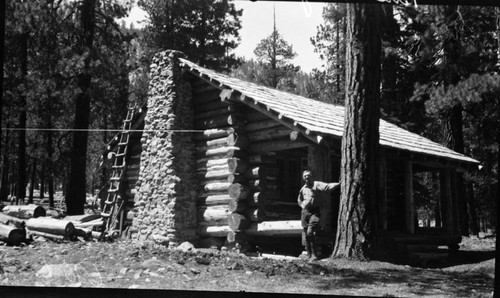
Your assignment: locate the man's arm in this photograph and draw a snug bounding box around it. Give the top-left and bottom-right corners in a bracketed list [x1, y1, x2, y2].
[313, 181, 340, 193]
[297, 189, 304, 208]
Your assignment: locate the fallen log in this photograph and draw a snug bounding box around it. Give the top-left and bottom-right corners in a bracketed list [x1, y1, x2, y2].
[2, 204, 46, 219]
[0, 223, 25, 245]
[0, 213, 26, 229]
[73, 218, 104, 228]
[28, 230, 64, 241]
[64, 214, 101, 223]
[26, 217, 75, 237]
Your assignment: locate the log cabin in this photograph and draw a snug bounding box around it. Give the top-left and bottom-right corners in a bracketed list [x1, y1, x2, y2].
[102, 50, 479, 261]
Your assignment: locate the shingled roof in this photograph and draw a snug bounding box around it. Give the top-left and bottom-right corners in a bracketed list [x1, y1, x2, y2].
[180, 58, 479, 167]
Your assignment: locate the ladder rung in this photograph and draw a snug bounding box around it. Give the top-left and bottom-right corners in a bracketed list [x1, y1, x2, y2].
[104, 200, 115, 205]
[110, 177, 121, 181]
[108, 188, 118, 193]
[111, 165, 124, 169]
[118, 142, 128, 146]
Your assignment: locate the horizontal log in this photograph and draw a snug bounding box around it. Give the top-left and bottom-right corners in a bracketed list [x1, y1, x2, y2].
[0, 223, 25, 245]
[228, 213, 250, 231]
[197, 146, 244, 159]
[28, 230, 64, 241]
[228, 183, 250, 201]
[26, 217, 75, 237]
[248, 154, 277, 165]
[196, 133, 248, 149]
[197, 225, 231, 237]
[196, 157, 229, 171]
[201, 181, 231, 193]
[197, 194, 232, 206]
[3, 204, 46, 219]
[0, 213, 26, 229]
[245, 220, 303, 236]
[247, 126, 293, 142]
[228, 198, 247, 213]
[194, 127, 235, 141]
[244, 119, 281, 132]
[246, 167, 279, 179]
[73, 218, 104, 228]
[248, 139, 309, 154]
[246, 207, 265, 223]
[64, 214, 101, 223]
[197, 205, 230, 223]
[250, 191, 280, 205]
[249, 179, 278, 191]
[197, 168, 230, 181]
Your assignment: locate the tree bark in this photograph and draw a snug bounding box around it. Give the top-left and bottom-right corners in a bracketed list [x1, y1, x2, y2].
[332, 3, 381, 260]
[16, 34, 28, 205]
[66, 0, 96, 215]
[442, 6, 468, 237]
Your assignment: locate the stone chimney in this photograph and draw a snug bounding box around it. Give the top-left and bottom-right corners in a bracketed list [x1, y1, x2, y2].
[130, 50, 198, 247]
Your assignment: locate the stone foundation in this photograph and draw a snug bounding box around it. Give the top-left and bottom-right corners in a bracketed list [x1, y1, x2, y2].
[129, 50, 198, 247]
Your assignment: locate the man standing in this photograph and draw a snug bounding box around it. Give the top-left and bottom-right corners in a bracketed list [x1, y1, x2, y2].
[298, 170, 339, 260]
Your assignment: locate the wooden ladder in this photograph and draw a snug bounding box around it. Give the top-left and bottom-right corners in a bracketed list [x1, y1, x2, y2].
[100, 103, 136, 238]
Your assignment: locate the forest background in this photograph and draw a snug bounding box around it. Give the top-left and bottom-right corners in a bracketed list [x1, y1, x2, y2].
[0, 0, 498, 237]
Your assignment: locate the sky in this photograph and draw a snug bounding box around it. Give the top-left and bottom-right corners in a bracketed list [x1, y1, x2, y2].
[122, 0, 327, 73]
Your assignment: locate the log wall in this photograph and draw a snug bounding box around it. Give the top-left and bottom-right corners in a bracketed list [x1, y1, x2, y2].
[193, 89, 309, 245]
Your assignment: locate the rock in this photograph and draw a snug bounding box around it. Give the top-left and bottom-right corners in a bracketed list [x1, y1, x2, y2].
[190, 268, 201, 275]
[36, 264, 81, 279]
[176, 241, 195, 252]
[140, 257, 166, 270]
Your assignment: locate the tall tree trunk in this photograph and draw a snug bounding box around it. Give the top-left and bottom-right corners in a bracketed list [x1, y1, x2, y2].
[39, 162, 45, 200]
[16, 34, 28, 205]
[28, 159, 36, 204]
[380, 4, 399, 116]
[0, 0, 4, 174]
[0, 130, 10, 202]
[494, 7, 500, 295]
[442, 6, 468, 237]
[66, 0, 96, 215]
[332, 3, 382, 260]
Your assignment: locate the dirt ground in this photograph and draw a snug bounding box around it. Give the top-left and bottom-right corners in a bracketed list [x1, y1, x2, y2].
[0, 234, 495, 297]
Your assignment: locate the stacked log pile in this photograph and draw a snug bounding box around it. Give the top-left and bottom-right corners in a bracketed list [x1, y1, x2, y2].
[0, 205, 103, 244]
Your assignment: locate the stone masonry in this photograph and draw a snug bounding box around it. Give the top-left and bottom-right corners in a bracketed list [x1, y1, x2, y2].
[129, 50, 198, 247]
